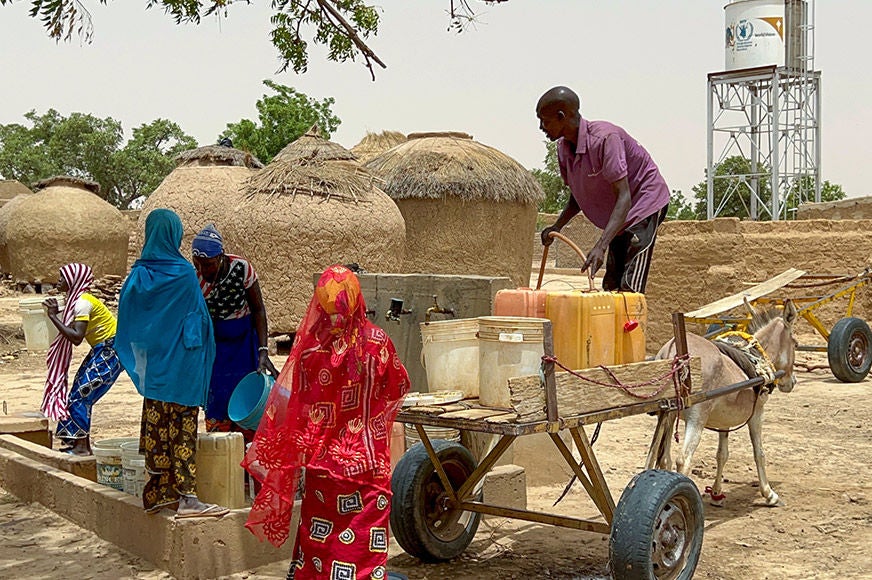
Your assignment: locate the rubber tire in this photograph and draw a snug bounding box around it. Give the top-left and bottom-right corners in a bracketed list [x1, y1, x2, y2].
[827, 317, 872, 383]
[390, 440, 481, 562]
[610, 470, 704, 580]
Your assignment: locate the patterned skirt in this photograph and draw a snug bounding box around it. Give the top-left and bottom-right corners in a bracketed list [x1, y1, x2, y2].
[139, 398, 199, 511]
[288, 469, 391, 580]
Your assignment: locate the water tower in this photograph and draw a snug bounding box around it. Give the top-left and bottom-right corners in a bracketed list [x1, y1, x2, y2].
[707, 0, 821, 220]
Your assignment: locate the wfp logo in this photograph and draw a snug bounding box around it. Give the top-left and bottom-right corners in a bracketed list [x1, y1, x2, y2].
[737, 19, 754, 42]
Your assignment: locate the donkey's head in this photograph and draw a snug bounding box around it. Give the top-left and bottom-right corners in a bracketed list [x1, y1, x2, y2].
[746, 299, 799, 392]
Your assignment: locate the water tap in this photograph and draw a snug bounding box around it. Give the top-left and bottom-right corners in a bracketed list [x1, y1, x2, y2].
[424, 295, 456, 323]
[385, 298, 413, 323]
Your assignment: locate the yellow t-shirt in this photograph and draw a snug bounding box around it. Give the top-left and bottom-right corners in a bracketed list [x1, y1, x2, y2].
[73, 293, 117, 347]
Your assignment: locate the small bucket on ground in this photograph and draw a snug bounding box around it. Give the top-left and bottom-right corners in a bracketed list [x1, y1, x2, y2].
[229, 372, 276, 431]
[404, 423, 461, 450]
[120, 440, 147, 498]
[93, 437, 137, 490]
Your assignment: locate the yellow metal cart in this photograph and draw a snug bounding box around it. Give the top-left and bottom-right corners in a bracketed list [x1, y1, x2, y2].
[684, 268, 872, 382]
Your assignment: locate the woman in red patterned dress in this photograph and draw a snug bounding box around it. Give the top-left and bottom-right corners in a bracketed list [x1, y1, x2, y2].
[243, 265, 410, 580]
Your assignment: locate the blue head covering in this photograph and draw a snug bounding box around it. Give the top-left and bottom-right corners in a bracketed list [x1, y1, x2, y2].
[116, 209, 215, 407]
[192, 224, 224, 258]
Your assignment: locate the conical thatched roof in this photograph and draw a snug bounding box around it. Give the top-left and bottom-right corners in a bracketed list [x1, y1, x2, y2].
[273, 125, 356, 164]
[351, 130, 407, 164]
[365, 132, 544, 204]
[175, 145, 264, 169]
[245, 125, 380, 202]
[0, 180, 33, 200]
[34, 175, 100, 195]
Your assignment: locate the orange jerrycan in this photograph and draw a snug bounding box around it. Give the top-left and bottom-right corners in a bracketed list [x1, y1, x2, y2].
[613, 291, 648, 364]
[493, 286, 547, 318]
[493, 231, 588, 318]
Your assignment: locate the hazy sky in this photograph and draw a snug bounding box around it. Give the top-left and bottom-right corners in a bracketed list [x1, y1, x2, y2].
[1, 1, 869, 200]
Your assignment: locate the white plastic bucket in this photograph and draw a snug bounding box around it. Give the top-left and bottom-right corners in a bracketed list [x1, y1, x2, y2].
[120, 440, 147, 498]
[93, 437, 137, 491]
[18, 296, 64, 351]
[420, 318, 480, 398]
[404, 423, 461, 450]
[477, 316, 548, 409]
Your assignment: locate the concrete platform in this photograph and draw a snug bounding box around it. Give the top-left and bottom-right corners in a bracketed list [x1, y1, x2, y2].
[0, 434, 96, 481]
[0, 446, 295, 579]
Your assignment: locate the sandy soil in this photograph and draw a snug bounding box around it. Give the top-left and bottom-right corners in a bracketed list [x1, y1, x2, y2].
[1, 289, 871, 579]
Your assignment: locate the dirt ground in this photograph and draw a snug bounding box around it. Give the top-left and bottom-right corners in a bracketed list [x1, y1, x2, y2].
[1, 282, 871, 579]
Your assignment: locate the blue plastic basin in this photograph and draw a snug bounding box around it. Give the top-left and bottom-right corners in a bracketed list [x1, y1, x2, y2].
[228, 372, 275, 431]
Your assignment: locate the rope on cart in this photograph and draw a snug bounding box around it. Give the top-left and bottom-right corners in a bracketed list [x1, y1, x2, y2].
[540, 353, 692, 401]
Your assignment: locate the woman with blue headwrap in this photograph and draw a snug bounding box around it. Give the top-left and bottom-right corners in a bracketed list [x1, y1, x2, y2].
[116, 209, 228, 518]
[191, 223, 277, 439]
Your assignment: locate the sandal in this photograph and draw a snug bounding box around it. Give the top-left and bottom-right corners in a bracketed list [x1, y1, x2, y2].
[174, 503, 230, 519]
[145, 500, 180, 515]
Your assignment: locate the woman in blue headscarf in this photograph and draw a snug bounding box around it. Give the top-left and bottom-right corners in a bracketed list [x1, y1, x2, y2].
[191, 224, 277, 440]
[116, 209, 228, 518]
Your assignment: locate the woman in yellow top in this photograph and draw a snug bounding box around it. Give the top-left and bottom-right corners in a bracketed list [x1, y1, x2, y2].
[43, 263, 123, 456]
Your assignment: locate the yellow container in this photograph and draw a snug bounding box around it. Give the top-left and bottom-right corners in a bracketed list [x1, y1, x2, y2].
[545, 291, 616, 370]
[613, 292, 648, 364]
[196, 432, 246, 509]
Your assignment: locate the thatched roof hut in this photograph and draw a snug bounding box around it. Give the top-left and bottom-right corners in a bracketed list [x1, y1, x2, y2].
[226, 126, 405, 332]
[0, 180, 33, 201]
[5, 176, 128, 283]
[365, 132, 544, 286]
[351, 130, 407, 165]
[138, 144, 264, 254]
[0, 194, 32, 274]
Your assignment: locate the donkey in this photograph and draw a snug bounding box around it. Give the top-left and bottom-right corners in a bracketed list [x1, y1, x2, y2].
[651, 300, 798, 507]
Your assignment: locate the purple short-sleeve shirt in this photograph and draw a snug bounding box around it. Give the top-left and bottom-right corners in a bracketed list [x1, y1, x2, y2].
[558, 118, 670, 230]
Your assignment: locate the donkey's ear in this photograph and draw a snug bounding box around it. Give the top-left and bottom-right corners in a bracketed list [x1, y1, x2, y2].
[783, 299, 798, 326]
[743, 296, 759, 319]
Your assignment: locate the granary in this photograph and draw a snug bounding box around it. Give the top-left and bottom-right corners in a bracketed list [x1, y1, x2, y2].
[365, 132, 544, 286]
[0, 179, 32, 204]
[0, 182, 33, 273]
[4, 176, 128, 283]
[350, 130, 407, 165]
[225, 126, 406, 333]
[139, 143, 264, 253]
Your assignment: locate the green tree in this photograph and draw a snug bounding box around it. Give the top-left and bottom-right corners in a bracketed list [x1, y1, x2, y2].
[220, 80, 340, 164]
[107, 119, 197, 208]
[666, 190, 695, 221]
[0, 109, 196, 208]
[0, 0, 507, 79]
[531, 141, 570, 214]
[691, 155, 847, 220]
[690, 156, 771, 219]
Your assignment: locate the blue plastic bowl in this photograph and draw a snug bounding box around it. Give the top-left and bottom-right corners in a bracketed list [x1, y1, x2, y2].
[228, 372, 275, 431]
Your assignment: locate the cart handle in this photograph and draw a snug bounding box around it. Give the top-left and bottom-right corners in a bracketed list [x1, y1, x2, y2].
[536, 231, 595, 292]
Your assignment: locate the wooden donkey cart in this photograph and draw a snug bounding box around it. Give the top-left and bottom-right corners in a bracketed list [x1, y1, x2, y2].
[391, 314, 783, 580]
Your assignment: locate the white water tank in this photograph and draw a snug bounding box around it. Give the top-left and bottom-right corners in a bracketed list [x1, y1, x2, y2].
[724, 0, 807, 71]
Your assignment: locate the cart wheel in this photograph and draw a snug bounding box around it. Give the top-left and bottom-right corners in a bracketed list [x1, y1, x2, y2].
[390, 440, 482, 562]
[827, 317, 872, 383]
[610, 470, 704, 580]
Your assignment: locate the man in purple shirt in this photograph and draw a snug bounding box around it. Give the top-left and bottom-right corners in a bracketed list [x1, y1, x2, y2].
[537, 86, 670, 293]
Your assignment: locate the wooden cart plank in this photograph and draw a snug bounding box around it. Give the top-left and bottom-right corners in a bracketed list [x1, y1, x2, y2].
[401, 403, 468, 416]
[507, 358, 702, 423]
[483, 413, 522, 424]
[439, 408, 512, 421]
[685, 268, 806, 319]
